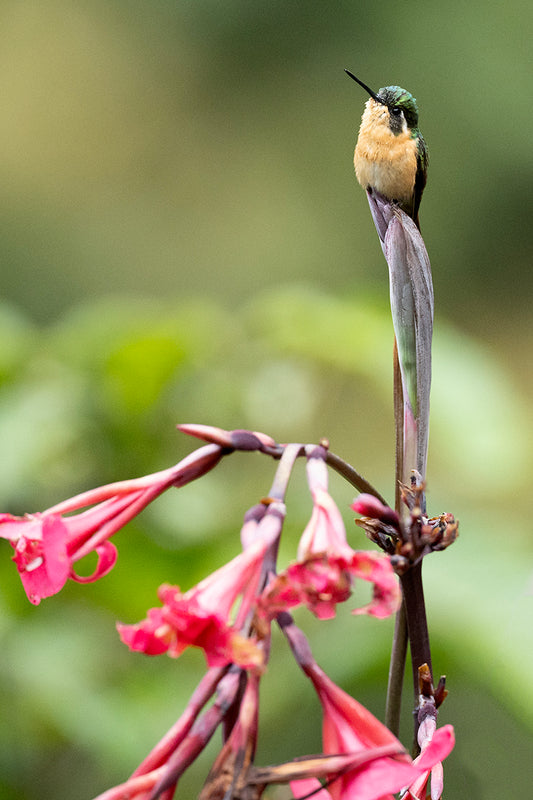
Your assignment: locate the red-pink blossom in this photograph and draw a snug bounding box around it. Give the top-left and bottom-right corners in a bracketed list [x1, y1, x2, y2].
[0, 444, 222, 604]
[1, 510, 118, 605]
[259, 555, 352, 620]
[259, 550, 400, 621]
[350, 550, 401, 619]
[298, 449, 354, 562]
[7, 514, 72, 606]
[253, 451, 400, 621]
[118, 538, 270, 669]
[291, 665, 454, 800]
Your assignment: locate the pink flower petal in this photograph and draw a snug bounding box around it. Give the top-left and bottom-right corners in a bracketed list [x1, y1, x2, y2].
[308, 667, 454, 800]
[70, 541, 118, 583]
[298, 452, 354, 562]
[1, 447, 226, 602]
[401, 728, 454, 800]
[349, 552, 401, 619]
[259, 556, 352, 620]
[291, 778, 332, 799]
[118, 541, 268, 668]
[117, 608, 171, 655]
[11, 516, 70, 605]
[259, 551, 399, 621]
[414, 725, 455, 771]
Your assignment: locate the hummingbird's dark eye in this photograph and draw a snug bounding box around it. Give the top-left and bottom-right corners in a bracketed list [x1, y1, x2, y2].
[390, 106, 402, 116]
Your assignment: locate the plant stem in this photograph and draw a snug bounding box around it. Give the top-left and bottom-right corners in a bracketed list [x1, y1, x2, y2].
[384, 599, 408, 736]
[400, 561, 432, 694]
[400, 560, 433, 749]
[261, 443, 388, 506]
[325, 451, 388, 506]
[268, 443, 302, 501]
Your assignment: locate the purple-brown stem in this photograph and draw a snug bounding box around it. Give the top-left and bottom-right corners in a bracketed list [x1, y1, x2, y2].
[130, 665, 229, 777]
[146, 668, 244, 799]
[400, 561, 432, 693]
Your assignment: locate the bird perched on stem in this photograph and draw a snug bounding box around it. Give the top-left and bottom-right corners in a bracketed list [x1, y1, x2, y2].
[345, 69, 428, 230]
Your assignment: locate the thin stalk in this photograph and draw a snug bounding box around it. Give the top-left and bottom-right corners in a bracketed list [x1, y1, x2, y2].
[384, 598, 408, 736]
[268, 443, 303, 501]
[261, 440, 388, 506]
[325, 451, 388, 506]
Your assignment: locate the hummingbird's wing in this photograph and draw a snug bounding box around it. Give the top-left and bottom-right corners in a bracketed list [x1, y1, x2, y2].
[413, 134, 428, 230]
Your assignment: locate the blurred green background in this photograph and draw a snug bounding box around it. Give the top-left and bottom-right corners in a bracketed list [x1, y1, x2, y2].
[0, 1, 532, 798]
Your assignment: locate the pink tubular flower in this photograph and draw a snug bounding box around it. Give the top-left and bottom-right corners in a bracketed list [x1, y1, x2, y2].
[291, 665, 454, 800]
[0, 444, 222, 604]
[259, 556, 352, 620]
[254, 446, 399, 621]
[298, 447, 354, 562]
[259, 550, 400, 622]
[5, 514, 73, 607]
[117, 537, 270, 669]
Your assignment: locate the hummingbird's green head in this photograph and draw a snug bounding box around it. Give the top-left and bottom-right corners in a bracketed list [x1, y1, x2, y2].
[376, 86, 419, 131]
[344, 70, 420, 133]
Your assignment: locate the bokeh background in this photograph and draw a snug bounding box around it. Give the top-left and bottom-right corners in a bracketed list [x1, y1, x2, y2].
[0, 2, 532, 798]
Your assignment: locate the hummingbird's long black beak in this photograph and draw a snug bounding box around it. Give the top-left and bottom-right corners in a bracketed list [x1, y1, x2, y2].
[344, 69, 385, 105]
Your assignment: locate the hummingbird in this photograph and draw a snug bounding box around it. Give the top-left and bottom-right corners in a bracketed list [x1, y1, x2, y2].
[345, 69, 428, 229]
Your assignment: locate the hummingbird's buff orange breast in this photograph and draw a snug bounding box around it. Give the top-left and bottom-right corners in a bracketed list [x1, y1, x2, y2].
[354, 103, 418, 204]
